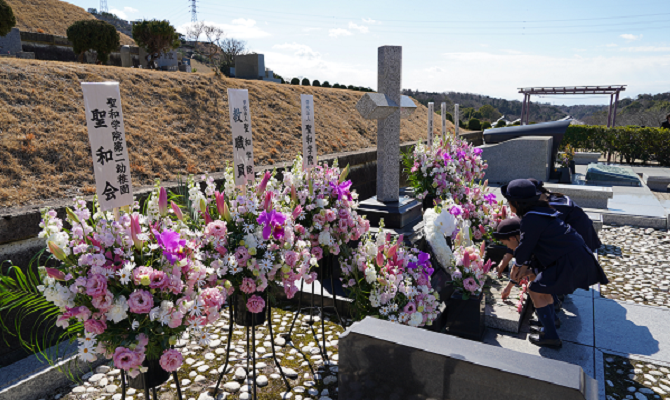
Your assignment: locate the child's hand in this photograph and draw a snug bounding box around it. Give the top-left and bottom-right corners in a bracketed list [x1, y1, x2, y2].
[497, 260, 508, 278]
[501, 284, 513, 300]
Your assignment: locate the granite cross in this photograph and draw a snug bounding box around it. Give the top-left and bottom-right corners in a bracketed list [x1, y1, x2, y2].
[355, 46, 417, 202]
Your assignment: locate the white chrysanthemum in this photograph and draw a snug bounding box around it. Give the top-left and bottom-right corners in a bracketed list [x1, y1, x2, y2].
[106, 296, 129, 323]
[43, 283, 75, 309]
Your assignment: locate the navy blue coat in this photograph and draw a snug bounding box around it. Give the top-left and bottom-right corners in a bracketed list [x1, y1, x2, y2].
[514, 207, 609, 295]
[548, 194, 602, 252]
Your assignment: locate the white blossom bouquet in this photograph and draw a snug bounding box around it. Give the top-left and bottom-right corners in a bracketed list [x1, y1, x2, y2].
[338, 226, 439, 327]
[33, 188, 225, 377]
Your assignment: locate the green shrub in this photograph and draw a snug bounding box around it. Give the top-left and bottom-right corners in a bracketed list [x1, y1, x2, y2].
[301, 78, 310, 86]
[132, 20, 180, 68]
[561, 125, 670, 165]
[444, 112, 453, 123]
[347, 85, 354, 90]
[66, 20, 120, 64]
[291, 78, 300, 85]
[0, 0, 16, 37]
[322, 81, 331, 88]
[481, 121, 492, 130]
[512, 121, 521, 126]
[312, 80, 320, 87]
[495, 120, 507, 128]
[468, 118, 482, 131]
[472, 111, 483, 120]
[459, 120, 466, 129]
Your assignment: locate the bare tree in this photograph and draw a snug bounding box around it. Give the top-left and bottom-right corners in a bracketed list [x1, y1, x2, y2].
[187, 21, 225, 75]
[219, 38, 248, 70]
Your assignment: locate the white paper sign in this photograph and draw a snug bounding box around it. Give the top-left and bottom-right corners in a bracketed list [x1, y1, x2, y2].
[81, 82, 133, 211]
[441, 102, 447, 139]
[427, 102, 434, 147]
[301, 94, 317, 170]
[228, 89, 254, 186]
[454, 103, 460, 136]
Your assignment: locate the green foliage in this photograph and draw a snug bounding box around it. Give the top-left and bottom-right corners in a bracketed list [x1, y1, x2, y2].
[459, 120, 466, 129]
[347, 85, 354, 90]
[468, 118, 482, 131]
[478, 104, 502, 121]
[495, 120, 507, 128]
[444, 112, 453, 123]
[66, 20, 120, 64]
[472, 111, 483, 120]
[132, 20, 180, 68]
[290, 77, 300, 85]
[512, 121, 521, 126]
[301, 78, 310, 86]
[481, 121, 492, 130]
[312, 80, 321, 87]
[0, 0, 16, 37]
[322, 81, 331, 88]
[561, 125, 670, 165]
[461, 107, 475, 120]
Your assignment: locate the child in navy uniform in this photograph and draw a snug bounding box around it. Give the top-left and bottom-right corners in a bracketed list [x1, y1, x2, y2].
[495, 179, 608, 347]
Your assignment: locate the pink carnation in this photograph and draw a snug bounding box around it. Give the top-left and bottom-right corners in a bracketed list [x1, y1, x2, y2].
[200, 287, 226, 308]
[83, 319, 107, 334]
[204, 220, 227, 239]
[240, 278, 257, 294]
[128, 290, 154, 314]
[85, 274, 107, 297]
[159, 349, 183, 372]
[246, 295, 265, 313]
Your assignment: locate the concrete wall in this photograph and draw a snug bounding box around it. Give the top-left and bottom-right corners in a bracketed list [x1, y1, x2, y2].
[235, 53, 265, 79]
[0, 28, 22, 55]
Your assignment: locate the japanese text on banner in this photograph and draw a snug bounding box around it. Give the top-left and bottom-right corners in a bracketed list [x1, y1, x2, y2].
[427, 102, 434, 147]
[81, 82, 133, 211]
[301, 94, 317, 170]
[228, 89, 254, 186]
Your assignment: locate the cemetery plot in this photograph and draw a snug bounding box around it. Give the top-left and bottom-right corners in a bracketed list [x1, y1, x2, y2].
[603, 353, 670, 400]
[598, 226, 670, 307]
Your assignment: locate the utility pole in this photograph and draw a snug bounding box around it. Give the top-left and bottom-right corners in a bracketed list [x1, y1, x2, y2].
[190, 0, 197, 22]
[100, 0, 108, 13]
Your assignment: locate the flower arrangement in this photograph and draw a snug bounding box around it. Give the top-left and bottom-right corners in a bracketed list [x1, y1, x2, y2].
[423, 208, 456, 269]
[516, 277, 530, 313]
[449, 235, 493, 300]
[402, 137, 488, 202]
[559, 144, 575, 168]
[338, 225, 439, 327]
[36, 190, 224, 378]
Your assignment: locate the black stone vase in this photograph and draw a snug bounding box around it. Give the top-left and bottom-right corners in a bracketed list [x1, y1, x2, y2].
[559, 166, 572, 184]
[422, 194, 437, 210]
[445, 290, 485, 341]
[127, 357, 170, 390]
[234, 293, 267, 327]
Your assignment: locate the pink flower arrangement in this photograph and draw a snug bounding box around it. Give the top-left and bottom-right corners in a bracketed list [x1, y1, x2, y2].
[450, 236, 493, 299]
[159, 349, 184, 373]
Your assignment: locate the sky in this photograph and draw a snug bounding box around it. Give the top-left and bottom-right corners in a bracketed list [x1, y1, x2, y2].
[69, 0, 670, 105]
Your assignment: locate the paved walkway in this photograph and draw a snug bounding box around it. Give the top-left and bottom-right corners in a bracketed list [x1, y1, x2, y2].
[484, 288, 670, 400]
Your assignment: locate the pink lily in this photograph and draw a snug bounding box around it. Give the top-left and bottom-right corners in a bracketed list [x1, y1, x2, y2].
[171, 201, 183, 221]
[129, 214, 143, 250]
[215, 191, 226, 216]
[46, 267, 66, 281]
[257, 171, 271, 196]
[48, 241, 68, 261]
[158, 187, 168, 217]
[262, 191, 273, 212]
[292, 205, 303, 220]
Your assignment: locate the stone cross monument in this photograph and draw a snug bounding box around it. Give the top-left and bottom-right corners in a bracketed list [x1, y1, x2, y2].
[354, 46, 422, 233]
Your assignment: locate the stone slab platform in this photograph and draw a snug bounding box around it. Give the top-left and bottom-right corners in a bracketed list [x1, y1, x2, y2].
[484, 274, 528, 333]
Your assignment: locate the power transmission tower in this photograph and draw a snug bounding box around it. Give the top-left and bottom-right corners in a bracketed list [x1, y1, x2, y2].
[190, 0, 197, 22]
[100, 0, 108, 13]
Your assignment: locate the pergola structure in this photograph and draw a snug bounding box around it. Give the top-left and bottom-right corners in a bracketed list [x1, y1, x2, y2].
[517, 85, 627, 127]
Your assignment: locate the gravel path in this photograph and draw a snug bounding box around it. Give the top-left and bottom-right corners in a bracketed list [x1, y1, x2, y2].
[604, 353, 670, 400]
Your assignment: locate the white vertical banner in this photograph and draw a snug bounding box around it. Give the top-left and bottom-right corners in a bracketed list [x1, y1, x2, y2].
[427, 102, 434, 147]
[301, 94, 317, 170]
[454, 103, 460, 136]
[228, 89, 255, 186]
[441, 102, 447, 140]
[81, 82, 133, 211]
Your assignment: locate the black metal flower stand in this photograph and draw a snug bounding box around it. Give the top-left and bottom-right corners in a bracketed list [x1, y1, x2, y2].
[212, 291, 292, 399]
[119, 364, 182, 400]
[285, 254, 346, 363]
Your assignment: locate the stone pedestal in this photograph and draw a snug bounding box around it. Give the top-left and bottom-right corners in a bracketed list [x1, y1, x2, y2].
[356, 194, 422, 228]
[120, 45, 132, 67]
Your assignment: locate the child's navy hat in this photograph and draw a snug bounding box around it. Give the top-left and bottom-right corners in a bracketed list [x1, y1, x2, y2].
[527, 178, 543, 189]
[492, 217, 521, 240]
[500, 179, 542, 203]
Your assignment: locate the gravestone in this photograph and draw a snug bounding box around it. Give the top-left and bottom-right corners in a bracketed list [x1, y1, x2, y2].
[156, 50, 178, 70]
[235, 53, 265, 79]
[354, 46, 421, 232]
[139, 47, 149, 68]
[586, 163, 641, 186]
[120, 46, 132, 67]
[478, 136, 553, 183]
[454, 103, 460, 136]
[0, 28, 22, 55]
[339, 317, 598, 400]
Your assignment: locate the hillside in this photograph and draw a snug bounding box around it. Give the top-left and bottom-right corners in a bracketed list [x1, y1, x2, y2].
[5, 0, 135, 46]
[0, 58, 454, 208]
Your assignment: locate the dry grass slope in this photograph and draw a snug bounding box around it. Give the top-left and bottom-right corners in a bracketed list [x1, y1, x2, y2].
[0, 59, 458, 208]
[5, 0, 135, 46]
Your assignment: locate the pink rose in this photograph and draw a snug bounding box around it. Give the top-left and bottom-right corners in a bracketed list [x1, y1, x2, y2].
[284, 283, 299, 299]
[132, 266, 154, 285]
[91, 290, 114, 311]
[128, 290, 154, 314]
[135, 333, 149, 352]
[113, 347, 145, 374]
[84, 319, 107, 334]
[200, 287, 226, 308]
[304, 272, 318, 285]
[473, 230, 483, 241]
[168, 311, 183, 328]
[149, 270, 169, 289]
[240, 278, 257, 294]
[294, 224, 306, 235]
[159, 349, 183, 372]
[284, 251, 299, 267]
[246, 295, 265, 313]
[85, 274, 107, 297]
[166, 275, 184, 295]
[311, 247, 323, 260]
[325, 210, 336, 222]
[205, 220, 227, 239]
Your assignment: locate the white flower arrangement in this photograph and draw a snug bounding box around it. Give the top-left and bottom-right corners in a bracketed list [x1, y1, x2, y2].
[424, 208, 454, 269]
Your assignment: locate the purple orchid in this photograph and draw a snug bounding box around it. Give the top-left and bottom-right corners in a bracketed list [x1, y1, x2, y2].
[484, 193, 497, 205]
[450, 205, 464, 216]
[473, 148, 483, 156]
[153, 229, 186, 265]
[257, 210, 287, 240]
[330, 180, 353, 201]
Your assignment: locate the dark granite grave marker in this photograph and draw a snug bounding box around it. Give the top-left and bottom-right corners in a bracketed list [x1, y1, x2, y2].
[339, 317, 598, 400]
